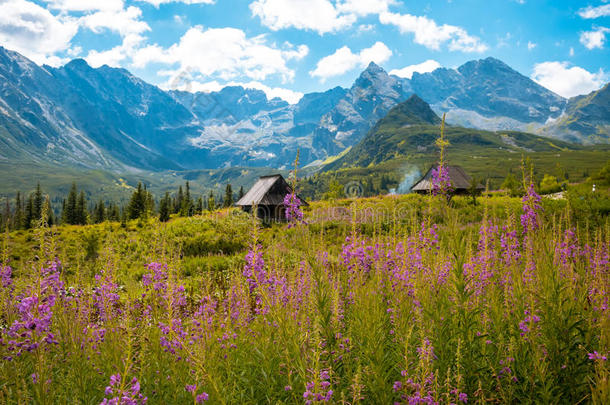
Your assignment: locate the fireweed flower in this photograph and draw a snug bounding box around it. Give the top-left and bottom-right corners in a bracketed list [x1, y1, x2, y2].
[195, 392, 209, 403]
[431, 165, 453, 198]
[303, 370, 333, 403]
[101, 374, 147, 405]
[283, 192, 305, 227]
[4, 261, 63, 358]
[588, 351, 608, 361]
[0, 265, 12, 289]
[520, 183, 542, 233]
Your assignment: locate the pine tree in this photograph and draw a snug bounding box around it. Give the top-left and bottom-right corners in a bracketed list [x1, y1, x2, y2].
[196, 196, 203, 215]
[93, 199, 106, 223]
[33, 183, 43, 222]
[238, 186, 244, 200]
[24, 193, 34, 229]
[64, 183, 78, 225]
[159, 192, 171, 222]
[182, 181, 193, 216]
[76, 191, 87, 225]
[175, 186, 184, 214]
[127, 182, 146, 220]
[207, 191, 215, 211]
[223, 184, 234, 208]
[14, 192, 23, 230]
[3, 198, 10, 230]
[144, 184, 154, 218]
[107, 202, 120, 222]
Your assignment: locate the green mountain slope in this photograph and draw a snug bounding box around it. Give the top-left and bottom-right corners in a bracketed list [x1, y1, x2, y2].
[325, 95, 581, 171]
[541, 83, 610, 143]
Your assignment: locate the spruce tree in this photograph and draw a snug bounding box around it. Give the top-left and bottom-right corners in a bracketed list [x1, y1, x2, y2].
[33, 183, 43, 222]
[93, 199, 106, 223]
[64, 183, 78, 225]
[14, 192, 23, 230]
[182, 181, 193, 216]
[76, 191, 87, 225]
[207, 191, 215, 211]
[223, 184, 234, 208]
[3, 198, 10, 230]
[25, 194, 34, 229]
[238, 186, 244, 200]
[175, 186, 184, 214]
[159, 192, 171, 222]
[196, 196, 203, 215]
[127, 182, 146, 220]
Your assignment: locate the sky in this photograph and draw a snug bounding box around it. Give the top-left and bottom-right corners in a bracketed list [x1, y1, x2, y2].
[0, 0, 609, 103]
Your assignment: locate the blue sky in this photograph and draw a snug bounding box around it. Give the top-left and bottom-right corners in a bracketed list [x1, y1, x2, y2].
[1, 0, 609, 103]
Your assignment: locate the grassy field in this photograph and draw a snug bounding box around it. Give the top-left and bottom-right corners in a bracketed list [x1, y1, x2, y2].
[0, 184, 608, 404]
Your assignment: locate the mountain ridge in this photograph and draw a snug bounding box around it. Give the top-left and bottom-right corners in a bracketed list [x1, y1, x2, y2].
[0, 46, 608, 175]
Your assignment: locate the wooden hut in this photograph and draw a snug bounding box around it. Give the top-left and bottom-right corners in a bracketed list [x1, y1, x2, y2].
[236, 174, 308, 221]
[410, 164, 483, 195]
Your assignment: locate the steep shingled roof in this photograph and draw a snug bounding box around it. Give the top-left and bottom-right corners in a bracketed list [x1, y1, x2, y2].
[411, 164, 483, 192]
[236, 174, 308, 206]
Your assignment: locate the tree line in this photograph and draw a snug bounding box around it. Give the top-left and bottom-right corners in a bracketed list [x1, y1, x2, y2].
[0, 181, 245, 230]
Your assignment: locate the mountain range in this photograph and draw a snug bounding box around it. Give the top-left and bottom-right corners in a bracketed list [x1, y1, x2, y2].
[325, 94, 580, 171]
[0, 45, 608, 175]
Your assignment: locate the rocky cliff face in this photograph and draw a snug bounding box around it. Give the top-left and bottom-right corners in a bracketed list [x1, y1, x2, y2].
[0, 46, 606, 173]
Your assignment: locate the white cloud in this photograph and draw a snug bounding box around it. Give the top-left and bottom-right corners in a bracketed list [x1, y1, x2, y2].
[133, 26, 308, 83]
[580, 27, 610, 49]
[80, 6, 151, 37]
[336, 0, 396, 16]
[138, 0, 215, 7]
[230, 81, 303, 104]
[42, 0, 125, 12]
[578, 4, 610, 19]
[379, 11, 488, 52]
[527, 41, 537, 50]
[249, 0, 397, 35]
[85, 34, 146, 67]
[531, 61, 607, 98]
[250, 0, 356, 34]
[162, 77, 303, 104]
[0, 0, 79, 66]
[310, 41, 392, 81]
[389, 59, 441, 79]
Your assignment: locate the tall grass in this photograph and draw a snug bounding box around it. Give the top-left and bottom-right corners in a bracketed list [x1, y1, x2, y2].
[0, 193, 608, 404]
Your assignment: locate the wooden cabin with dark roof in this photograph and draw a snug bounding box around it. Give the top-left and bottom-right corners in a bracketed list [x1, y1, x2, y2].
[236, 174, 308, 221]
[410, 164, 484, 195]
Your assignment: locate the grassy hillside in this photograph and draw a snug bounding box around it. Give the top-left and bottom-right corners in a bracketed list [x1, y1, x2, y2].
[0, 188, 608, 403]
[306, 96, 609, 200]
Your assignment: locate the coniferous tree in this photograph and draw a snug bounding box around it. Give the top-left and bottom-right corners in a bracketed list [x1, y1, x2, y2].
[3, 198, 10, 230]
[127, 182, 146, 220]
[159, 192, 171, 222]
[44, 196, 54, 226]
[196, 196, 203, 215]
[207, 191, 216, 211]
[24, 194, 34, 229]
[107, 202, 120, 222]
[182, 181, 193, 216]
[120, 206, 127, 228]
[238, 186, 244, 200]
[14, 192, 23, 230]
[33, 183, 43, 222]
[223, 184, 234, 208]
[144, 184, 154, 218]
[76, 191, 87, 225]
[64, 183, 78, 225]
[93, 199, 106, 223]
[174, 186, 184, 214]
